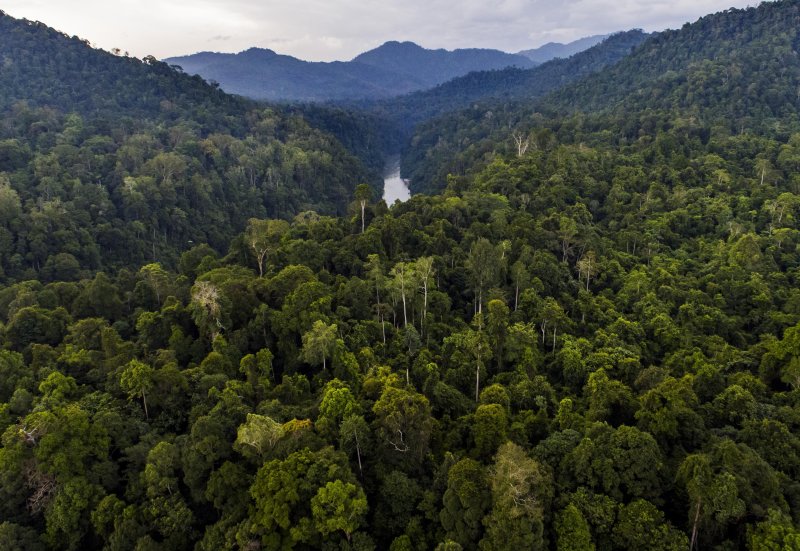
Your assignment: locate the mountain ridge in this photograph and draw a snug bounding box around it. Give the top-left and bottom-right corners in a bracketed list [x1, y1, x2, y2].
[364, 30, 651, 136]
[165, 40, 538, 102]
[517, 34, 610, 62]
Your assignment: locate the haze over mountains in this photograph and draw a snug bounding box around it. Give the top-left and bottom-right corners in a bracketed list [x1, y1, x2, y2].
[517, 34, 610, 63]
[368, 30, 651, 134]
[165, 41, 539, 101]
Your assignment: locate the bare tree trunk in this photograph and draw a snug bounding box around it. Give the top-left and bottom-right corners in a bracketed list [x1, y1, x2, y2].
[360, 200, 366, 233]
[355, 434, 363, 477]
[690, 497, 702, 550]
[142, 389, 149, 420]
[475, 360, 480, 402]
[422, 279, 428, 335]
[585, 260, 591, 291]
[256, 248, 268, 277]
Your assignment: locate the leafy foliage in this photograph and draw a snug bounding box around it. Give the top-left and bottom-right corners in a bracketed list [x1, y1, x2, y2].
[3, 1, 800, 549]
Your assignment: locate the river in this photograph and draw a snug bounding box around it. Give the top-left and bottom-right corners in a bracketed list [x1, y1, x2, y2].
[382, 156, 410, 204]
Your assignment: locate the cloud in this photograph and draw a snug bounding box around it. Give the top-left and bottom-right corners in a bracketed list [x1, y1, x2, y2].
[2, 0, 769, 60]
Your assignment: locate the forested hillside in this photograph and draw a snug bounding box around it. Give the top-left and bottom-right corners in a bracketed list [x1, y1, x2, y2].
[549, 0, 800, 131]
[367, 30, 650, 136]
[0, 11, 378, 282]
[0, 12, 243, 123]
[3, 1, 800, 551]
[402, 0, 800, 193]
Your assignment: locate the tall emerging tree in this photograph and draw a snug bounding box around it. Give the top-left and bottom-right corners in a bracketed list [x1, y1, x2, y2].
[189, 280, 226, 340]
[466, 238, 503, 314]
[444, 318, 491, 402]
[415, 256, 435, 334]
[340, 414, 370, 477]
[510, 259, 531, 312]
[354, 183, 372, 234]
[244, 218, 289, 277]
[390, 261, 416, 328]
[365, 254, 387, 343]
[119, 359, 154, 419]
[576, 251, 598, 292]
[301, 320, 337, 371]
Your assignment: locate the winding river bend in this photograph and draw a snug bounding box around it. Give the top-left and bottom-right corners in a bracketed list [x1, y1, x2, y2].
[382, 155, 410, 204]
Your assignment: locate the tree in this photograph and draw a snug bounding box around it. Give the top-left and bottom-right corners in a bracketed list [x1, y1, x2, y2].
[311, 480, 368, 542]
[234, 413, 285, 459]
[189, 280, 227, 340]
[466, 238, 503, 314]
[142, 441, 181, 498]
[119, 359, 154, 419]
[747, 509, 800, 550]
[576, 251, 598, 291]
[245, 218, 289, 277]
[44, 478, 102, 551]
[301, 320, 337, 371]
[317, 380, 361, 440]
[510, 259, 531, 311]
[677, 452, 745, 550]
[372, 386, 433, 466]
[0, 522, 45, 551]
[340, 415, 371, 477]
[567, 424, 663, 503]
[611, 499, 688, 550]
[539, 297, 569, 350]
[480, 442, 552, 551]
[391, 261, 415, 328]
[486, 300, 509, 371]
[555, 504, 594, 551]
[440, 458, 489, 549]
[354, 184, 372, 234]
[472, 404, 507, 459]
[415, 256, 435, 334]
[365, 254, 388, 343]
[248, 447, 354, 548]
[511, 131, 530, 157]
[444, 323, 491, 402]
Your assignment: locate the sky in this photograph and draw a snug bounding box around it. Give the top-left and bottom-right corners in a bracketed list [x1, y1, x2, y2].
[2, 0, 766, 61]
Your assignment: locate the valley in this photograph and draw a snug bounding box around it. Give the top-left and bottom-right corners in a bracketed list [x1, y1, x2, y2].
[1, 2, 800, 550]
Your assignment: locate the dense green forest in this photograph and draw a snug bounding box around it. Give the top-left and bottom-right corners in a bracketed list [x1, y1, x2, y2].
[0, 11, 381, 282]
[3, 1, 800, 550]
[401, 0, 800, 193]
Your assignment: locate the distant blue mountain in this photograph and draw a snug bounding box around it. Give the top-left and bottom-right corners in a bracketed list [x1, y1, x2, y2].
[518, 34, 610, 63]
[164, 42, 536, 102]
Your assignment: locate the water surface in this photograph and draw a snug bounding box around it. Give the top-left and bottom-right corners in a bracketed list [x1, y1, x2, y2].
[383, 156, 410, 204]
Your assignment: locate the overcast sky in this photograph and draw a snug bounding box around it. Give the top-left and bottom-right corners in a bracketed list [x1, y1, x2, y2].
[3, 0, 766, 61]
